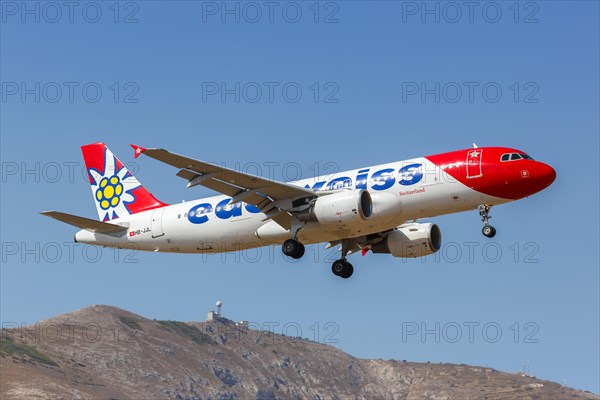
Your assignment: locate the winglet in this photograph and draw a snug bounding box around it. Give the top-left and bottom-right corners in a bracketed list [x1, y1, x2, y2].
[130, 144, 146, 159]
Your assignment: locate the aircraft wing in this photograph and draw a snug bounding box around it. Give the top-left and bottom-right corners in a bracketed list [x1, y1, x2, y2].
[40, 211, 128, 234]
[131, 145, 315, 228]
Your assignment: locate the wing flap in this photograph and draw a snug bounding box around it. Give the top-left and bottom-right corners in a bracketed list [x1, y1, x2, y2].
[40, 211, 128, 234]
[176, 169, 199, 181]
[201, 178, 246, 198]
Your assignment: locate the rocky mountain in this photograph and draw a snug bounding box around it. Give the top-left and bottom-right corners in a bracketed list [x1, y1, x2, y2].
[1, 305, 597, 400]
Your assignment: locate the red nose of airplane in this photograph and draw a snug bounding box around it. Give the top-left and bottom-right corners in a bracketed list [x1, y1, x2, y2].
[536, 162, 557, 189]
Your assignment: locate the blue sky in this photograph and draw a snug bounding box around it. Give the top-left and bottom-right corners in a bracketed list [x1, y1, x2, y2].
[1, 1, 598, 393]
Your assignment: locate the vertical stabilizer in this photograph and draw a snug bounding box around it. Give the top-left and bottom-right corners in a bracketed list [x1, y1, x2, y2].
[81, 143, 167, 221]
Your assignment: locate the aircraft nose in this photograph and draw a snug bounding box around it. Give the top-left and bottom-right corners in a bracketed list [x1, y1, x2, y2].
[537, 162, 556, 188]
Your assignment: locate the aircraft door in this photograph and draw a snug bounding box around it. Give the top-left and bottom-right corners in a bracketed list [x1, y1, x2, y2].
[151, 208, 165, 238]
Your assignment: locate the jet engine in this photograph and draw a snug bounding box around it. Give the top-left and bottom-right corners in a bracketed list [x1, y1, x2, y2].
[368, 191, 403, 221]
[297, 190, 372, 225]
[371, 222, 442, 258]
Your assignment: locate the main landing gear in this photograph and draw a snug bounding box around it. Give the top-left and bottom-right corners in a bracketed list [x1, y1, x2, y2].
[282, 219, 306, 259]
[331, 259, 354, 279]
[331, 240, 354, 279]
[281, 237, 355, 279]
[478, 204, 497, 238]
[282, 239, 305, 259]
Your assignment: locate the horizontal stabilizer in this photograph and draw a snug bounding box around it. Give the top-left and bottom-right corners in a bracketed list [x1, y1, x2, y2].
[40, 211, 128, 234]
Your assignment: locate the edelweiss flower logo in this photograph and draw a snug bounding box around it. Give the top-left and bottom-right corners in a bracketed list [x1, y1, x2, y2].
[88, 154, 142, 221]
[96, 176, 124, 210]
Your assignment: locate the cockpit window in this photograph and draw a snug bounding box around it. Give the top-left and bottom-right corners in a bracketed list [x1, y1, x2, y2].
[501, 152, 534, 162]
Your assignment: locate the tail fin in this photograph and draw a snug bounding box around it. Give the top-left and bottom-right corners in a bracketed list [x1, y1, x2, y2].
[81, 143, 167, 221]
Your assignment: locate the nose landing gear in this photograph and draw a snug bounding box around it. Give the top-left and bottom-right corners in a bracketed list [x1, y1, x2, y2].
[482, 225, 496, 238]
[478, 204, 496, 238]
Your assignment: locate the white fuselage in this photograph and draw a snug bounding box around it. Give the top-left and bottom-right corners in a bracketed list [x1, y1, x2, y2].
[75, 157, 509, 253]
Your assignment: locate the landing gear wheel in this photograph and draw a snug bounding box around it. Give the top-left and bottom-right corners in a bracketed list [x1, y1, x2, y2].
[482, 225, 496, 238]
[331, 260, 354, 279]
[331, 260, 345, 276]
[282, 239, 305, 259]
[294, 243, 305, 259]
[478, 205, 496, 238]
[341, 263, 354, 279]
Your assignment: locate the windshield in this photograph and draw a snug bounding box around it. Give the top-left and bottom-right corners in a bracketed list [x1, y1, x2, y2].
[501, 153, 534, 161]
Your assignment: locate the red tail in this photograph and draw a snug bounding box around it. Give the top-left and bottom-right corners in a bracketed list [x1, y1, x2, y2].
[81, 143, 167, 221]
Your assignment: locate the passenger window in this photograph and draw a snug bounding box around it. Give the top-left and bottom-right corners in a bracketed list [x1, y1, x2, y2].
[510, 153, 522, 160]
[501, 154, 510, 161]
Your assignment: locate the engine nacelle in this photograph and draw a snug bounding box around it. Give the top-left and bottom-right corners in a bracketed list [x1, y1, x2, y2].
[369, 191, 403, 221]
[371, 222, 442, 258]
[297, 190, 372, 225]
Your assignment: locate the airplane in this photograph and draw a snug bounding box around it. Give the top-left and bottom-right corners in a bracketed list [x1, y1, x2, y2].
[41, 142, 556, 279]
